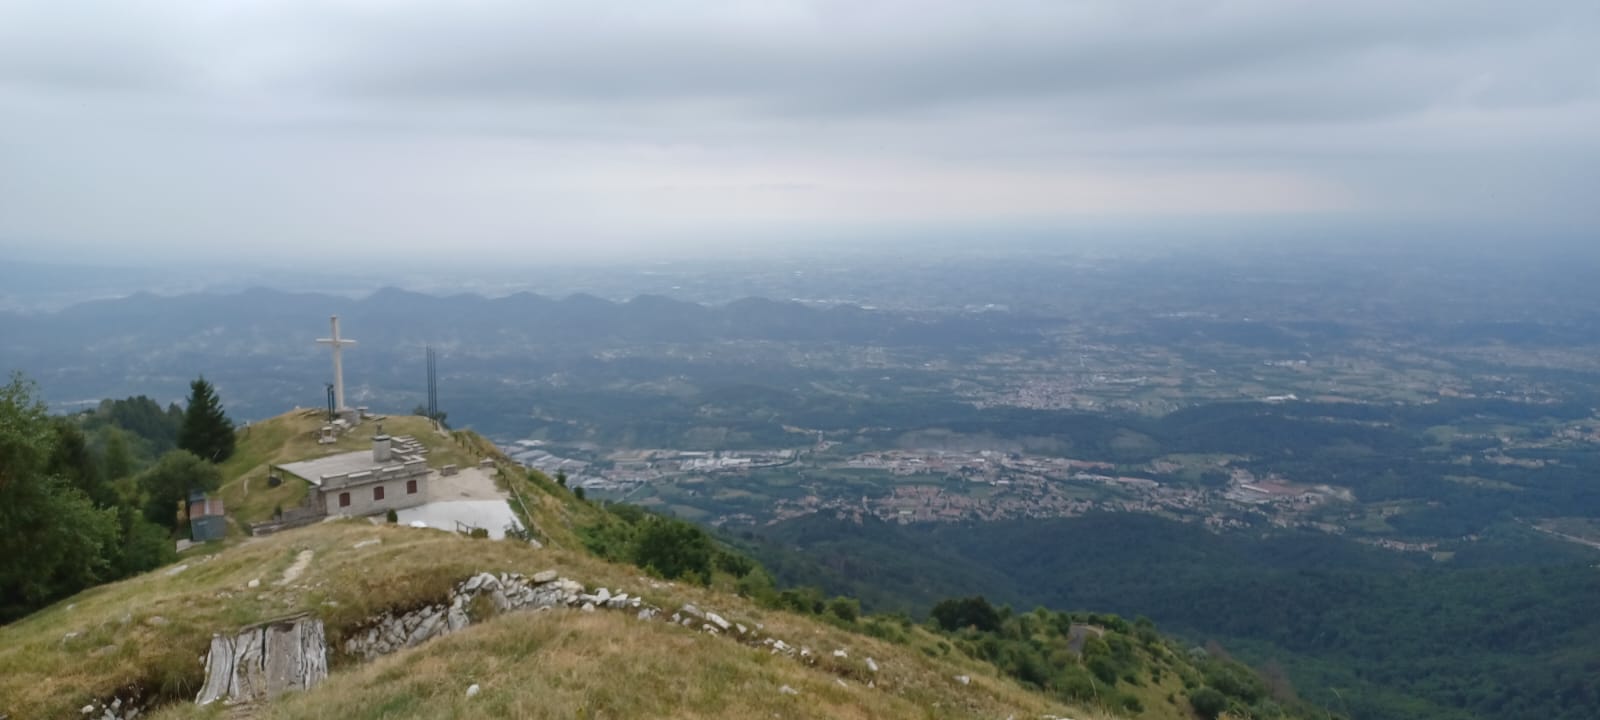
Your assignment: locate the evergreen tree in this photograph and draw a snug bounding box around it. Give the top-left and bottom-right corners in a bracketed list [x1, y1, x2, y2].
[177, 376, 235, 463]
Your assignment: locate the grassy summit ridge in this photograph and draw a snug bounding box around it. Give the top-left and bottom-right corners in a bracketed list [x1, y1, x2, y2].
[0, 411, 1318, 719]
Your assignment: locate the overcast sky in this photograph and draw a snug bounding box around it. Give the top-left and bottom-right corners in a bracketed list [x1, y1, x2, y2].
[0, 0, 1595, 264]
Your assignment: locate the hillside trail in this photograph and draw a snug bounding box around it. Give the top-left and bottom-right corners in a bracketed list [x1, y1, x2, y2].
[276, 550, 314, 586]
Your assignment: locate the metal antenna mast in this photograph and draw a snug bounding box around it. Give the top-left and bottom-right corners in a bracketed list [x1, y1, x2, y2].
[425, 346, 439, 420]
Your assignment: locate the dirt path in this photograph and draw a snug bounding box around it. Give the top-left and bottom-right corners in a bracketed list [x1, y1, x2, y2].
[277, 550, 314, 586]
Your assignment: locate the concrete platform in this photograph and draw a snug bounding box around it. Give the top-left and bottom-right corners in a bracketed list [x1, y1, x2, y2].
[394, 500, 523, 540]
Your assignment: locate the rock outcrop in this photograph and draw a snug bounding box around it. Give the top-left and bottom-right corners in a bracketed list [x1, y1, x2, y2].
[195, 570, 877, 710]
[195, 615, 328, 705]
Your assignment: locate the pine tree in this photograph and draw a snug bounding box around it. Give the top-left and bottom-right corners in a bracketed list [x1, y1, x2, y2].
[177, 376, 235, 463]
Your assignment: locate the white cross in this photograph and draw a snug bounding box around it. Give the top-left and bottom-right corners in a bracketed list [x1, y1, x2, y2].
[316, 315, 357, 412]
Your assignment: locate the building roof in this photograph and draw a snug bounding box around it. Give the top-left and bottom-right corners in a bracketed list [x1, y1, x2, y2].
[277, 451, 409, 486]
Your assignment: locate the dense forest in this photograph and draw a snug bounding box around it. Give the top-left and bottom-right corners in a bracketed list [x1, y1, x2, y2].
[740, 512, 1600, 720]
[0, 376, 230, 622]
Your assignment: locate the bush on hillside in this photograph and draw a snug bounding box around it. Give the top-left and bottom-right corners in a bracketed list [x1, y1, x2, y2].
[1191, 687, 1229, 720]
[930, 595, 1003, 632]
[826, 596, 860, 623]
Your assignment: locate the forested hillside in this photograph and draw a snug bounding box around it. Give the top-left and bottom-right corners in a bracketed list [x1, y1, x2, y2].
[742, 512, 1600, 720]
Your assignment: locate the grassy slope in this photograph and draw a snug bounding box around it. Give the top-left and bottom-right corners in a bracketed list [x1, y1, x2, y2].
[0, 521, 1100, 720]
[1, 418, 1102, 720]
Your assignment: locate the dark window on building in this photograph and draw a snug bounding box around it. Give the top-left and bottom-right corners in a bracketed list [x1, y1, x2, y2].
[374, 485, 385, 501]
[406, 479, 418, 494]
[338, 492, 350, 508]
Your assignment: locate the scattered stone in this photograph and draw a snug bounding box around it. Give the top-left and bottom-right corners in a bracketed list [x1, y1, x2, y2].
[246, 579, 261, 589]
[580, 602, 595, 613]
[865, 657, 879, 673]
[779, 685, 799, 696]
[165, 564, 190, 577]
[82, 705, 94, 715]
[832, 649, 848, 658]
[680, 603, 706, 620]
[462, 573, 496, 594]
[62, 631, 80, 643]
[531, 570, 558, 584]
[352, 538, 381, 549]
[955, 675, 971, 685]
[706, 612, 731, 631]
[835, 678, 848, 688]
[466, 684, 481, 698]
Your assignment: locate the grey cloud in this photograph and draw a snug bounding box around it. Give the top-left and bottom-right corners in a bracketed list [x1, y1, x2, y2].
[0, 0, 1595, 264]
[280, 1, 1596, 124]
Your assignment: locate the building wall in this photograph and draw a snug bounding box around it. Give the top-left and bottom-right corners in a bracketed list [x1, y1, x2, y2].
[322, 474, 430, 517]
[191, 515, 228, 542]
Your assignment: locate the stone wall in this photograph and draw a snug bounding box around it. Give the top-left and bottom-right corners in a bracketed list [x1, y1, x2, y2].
[194, 570, 886, 711]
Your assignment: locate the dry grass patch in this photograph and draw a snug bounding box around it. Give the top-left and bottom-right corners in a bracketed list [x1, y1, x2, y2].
[4, 519, 1100, 720]
[155, 609, 1094, 720]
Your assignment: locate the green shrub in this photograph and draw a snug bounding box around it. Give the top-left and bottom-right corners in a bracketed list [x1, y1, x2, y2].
[631, 517, 713, 582]
[929, 596, 1002, 632]
[1190, 687, 1229, 720]
[826, 596, 861, 623]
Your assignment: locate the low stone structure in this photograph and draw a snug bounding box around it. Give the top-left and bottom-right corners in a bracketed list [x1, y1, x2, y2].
[180, 569, 884, 713]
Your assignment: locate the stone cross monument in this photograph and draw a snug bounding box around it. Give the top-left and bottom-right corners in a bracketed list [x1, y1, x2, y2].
[316, 315, 357, 413]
